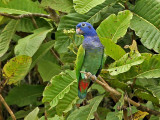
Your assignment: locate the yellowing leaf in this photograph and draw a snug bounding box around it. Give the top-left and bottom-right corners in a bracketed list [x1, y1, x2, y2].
[2, 55, 32, 84]
[133, 111, 149, 120]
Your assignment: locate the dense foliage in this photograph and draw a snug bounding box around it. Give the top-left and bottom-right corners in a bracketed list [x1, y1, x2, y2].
[0, 0, 160, 119]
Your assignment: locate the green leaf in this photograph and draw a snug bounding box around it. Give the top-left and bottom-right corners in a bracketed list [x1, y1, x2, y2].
[99, 37, 126, 60]
[55, 0, 120, 53]
[106, 111, 123, 120]
[15, 27, 52, 57]
[130, 0, 160, 53]
[41, 0, 73, 13]
[2, 55, 32, 84]
[97, 10, 133, 43]
[91, 83, 105, 94]
[24, 107, 39, 120]
[0, 20, 19, 57]
[146, 85, 160, 101]
[5, 85, 44, 107]
[0, 0, 46, 14]
[42, 70, 77, 108]
[30, 41, 54, 69]
[67, 95, 104, 120]
[116, 54, 160, 80]
[134, 89, 159, 105]
[16, 18, 51, 33]
[108, 52, 145, 76]
[73, 0, 105, 14]
[38, 59, 61, 82]
[56, 82, 78, 115]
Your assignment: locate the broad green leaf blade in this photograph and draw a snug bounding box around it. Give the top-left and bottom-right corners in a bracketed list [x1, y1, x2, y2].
[0, 0, 46, 14]
[15, 27, 52, 57]
[5, 85, 44, 107]
[73, 0, 105, 14]
[99, 37, 126, 60]
[38, 59, 61, 82]
[146, 85, 160, 101]
[106, 111, 123, 120]
[67, 95, 104, 120]
[24, 107, 39, 120]
[56, 82, 78, 115]
[134, 89, 159, 105]
[108, 52, 145, 76]
[30, 41, 54, 69]
[42, 70, 77, 108]
[41, 0, 73, 13]
[130, 0, 160, 53]
[97, 10, 133, 43]
[116, 54, 160, 80]
[0, 19, 19, 57]
[2, 55, 32, 84]
[17, 18, 51, 33]
[55, 0, 120, 53]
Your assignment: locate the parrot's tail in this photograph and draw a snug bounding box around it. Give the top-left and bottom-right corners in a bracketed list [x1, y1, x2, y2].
[78, 79, 90, 99]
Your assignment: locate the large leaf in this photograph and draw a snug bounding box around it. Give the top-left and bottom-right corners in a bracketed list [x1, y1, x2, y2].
[116, 53, 160, 80]
[2, 55, 32, 84]
[24, 107, 39, 120]
[73, 0, 105, 14]
[38, 58, 61, 82]
[99, 37, 126, 60]
[134, 89, 159, 105]
[16, 18, 51, 33]
[55, 0, 121, 53]
[0, 0, 46, 14]
[41, 0, 73, 13]
[42, 70, 77, 108]
[97, 10, 133, 43]
[30, 41, 54, 69]
[56, 82, 78, 115]
[67, 95, 104, 120]
[0, 19, 19, 57]
[130, 0, 160, 53]
[146, 85, 160, 102]
[15, 27, 52, 57]
[5, 85, 44, 107]
[107, 52, 145, 76]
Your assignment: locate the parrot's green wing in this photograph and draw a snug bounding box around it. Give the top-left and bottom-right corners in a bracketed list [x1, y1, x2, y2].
[75, 44, 85, 81]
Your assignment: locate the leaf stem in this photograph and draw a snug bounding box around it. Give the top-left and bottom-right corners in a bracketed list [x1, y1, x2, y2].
[0, 94, 16, 120]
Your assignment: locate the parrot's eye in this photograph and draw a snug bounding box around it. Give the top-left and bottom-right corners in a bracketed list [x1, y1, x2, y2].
[81, 23, 86, 27]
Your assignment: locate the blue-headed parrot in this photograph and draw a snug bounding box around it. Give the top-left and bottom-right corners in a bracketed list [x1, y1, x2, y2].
[75, 22, 104, 99]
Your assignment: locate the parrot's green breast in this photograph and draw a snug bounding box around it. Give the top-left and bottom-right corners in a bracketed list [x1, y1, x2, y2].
[82, 48, 103, 75]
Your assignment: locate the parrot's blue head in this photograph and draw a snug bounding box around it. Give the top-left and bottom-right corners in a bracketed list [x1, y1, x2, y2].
[76, 22, 97, 37]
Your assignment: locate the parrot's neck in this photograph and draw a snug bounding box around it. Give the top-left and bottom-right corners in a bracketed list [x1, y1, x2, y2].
[83, 30, 97, 38]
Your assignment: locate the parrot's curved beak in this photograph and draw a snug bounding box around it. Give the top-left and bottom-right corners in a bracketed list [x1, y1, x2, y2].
[76, 28, 84, 35]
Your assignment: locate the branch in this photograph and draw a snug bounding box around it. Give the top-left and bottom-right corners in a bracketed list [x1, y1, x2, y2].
[0, 12, 51, 19]
[0, 94, 16, 120]
[81, 71, 160, 117]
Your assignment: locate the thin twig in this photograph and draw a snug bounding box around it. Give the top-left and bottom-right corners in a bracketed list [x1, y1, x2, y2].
[126, 92, 133, 120]
[0, 94, 16, 120]
[81, 71, 160, 116]
[31, 16, 38, 29]
[0, 12, 51, 19]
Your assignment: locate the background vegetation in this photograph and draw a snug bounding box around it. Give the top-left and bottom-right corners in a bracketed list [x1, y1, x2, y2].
[0, 0, 160, 119]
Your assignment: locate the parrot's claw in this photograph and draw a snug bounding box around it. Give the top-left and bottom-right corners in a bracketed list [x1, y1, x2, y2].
[84, 72, 92, 79]
[84, 72, 97, 82]
[91, 75, 97, 82]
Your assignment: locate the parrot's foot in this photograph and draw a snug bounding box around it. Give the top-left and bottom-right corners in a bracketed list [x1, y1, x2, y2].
[84, 72, 97, 82]
[91, 75, 97, 83]
[84, 72, 92, 79]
